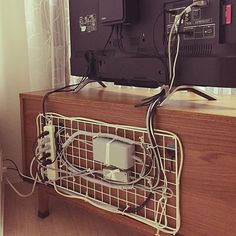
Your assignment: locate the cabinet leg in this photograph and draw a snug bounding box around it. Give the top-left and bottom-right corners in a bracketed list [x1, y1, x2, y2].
[37, 187, 50, 219]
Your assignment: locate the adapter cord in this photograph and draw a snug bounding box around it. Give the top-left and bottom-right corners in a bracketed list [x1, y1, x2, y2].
[3, 159, 39, 198]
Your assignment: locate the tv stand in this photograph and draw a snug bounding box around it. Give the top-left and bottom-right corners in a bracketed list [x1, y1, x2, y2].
[159, 85, 217, 106]
[73, 78, 106, 92]
[20, 87, 236, 236]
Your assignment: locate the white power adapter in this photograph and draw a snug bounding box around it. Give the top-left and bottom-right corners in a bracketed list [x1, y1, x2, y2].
[43, 124, 58, 181]
[93, 137, 135, 170]
[103, 167, 130, 183]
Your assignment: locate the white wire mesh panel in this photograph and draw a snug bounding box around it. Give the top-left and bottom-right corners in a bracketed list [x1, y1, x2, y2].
[36, 112, 183, 235]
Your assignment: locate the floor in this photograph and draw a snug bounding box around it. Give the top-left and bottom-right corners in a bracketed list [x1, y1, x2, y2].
[4, 182, 145, 236]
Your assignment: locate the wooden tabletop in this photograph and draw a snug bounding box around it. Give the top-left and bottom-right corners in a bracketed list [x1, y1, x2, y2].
[20, 86, 236, 118]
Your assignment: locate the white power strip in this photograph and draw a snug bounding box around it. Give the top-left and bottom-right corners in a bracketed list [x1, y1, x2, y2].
[43, 124, 58, 181]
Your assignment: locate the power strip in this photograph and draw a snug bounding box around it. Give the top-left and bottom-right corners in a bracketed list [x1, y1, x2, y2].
[43, 124, 58, 181]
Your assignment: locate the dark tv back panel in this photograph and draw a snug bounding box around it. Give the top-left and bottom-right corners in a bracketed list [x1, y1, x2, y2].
[99, 0, 139, 25]
[70, 0, 166, 87]
[161, 0, 236, 88]
[70, 0, 236, 88]
[164, 0, 221, 56]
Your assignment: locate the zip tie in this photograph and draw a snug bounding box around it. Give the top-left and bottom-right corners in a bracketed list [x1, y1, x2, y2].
[147, 177, 153, 188]
[122, 205, 130, 215]
[148, 144, 159, 150]
[85, 191, 89, 202]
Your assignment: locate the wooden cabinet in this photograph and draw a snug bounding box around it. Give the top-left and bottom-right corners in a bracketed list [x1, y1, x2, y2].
[20, 87, 236, 236]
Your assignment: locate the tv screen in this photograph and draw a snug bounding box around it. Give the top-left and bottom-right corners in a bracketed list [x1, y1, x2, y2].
[69, 0, 236, 88]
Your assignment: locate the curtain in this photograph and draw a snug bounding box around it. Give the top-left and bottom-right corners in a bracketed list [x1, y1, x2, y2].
[0, 0, 31, 182]
[24, 0, 70, 89]
[0, 0, 70, 184]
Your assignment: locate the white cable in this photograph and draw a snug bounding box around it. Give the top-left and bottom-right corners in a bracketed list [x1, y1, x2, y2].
[62, 131, 137, 149]
[52, 181, 174, 232]
[5, 173, 38, 198]
[41, 111, 183, 191]
[53, 181, 121, 213]
[35, 112, 184, 235]
[168, 1, 201, 90]
[169, 26, 180, 91]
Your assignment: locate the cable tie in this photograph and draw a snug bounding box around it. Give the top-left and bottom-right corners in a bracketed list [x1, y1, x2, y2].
[115, 127, 119, 135]
[139, 136, 144, 143]
[85, 191, 89, 202]
[87, 168, 94, 176]
[147, 177, 153, 188]
[149, 144, 160, 150]
[122, 205, 130, 215]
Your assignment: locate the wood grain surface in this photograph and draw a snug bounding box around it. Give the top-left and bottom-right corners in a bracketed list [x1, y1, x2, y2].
[20, 87, 236, 236]
[4, 182, 145, 236]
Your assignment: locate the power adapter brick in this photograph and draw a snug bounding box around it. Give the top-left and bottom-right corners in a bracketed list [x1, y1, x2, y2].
[103, 167, 130, 183]
[93, 137, 135, 169]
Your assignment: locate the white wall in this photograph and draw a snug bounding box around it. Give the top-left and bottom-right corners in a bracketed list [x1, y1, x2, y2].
[0, 5, 5, 236]
[0, 0, 30, 176]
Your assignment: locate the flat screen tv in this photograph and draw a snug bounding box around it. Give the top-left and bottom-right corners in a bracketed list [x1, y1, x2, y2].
[69, 0, 236, 88]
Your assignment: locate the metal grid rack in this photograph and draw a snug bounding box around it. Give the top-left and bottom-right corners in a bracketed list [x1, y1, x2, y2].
[36, 112, 183, 235]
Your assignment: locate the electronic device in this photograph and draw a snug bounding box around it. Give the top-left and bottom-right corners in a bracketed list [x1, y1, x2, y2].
[164, 0, 236, 88]
[99, 0, 139, 25]
[69, 0, 236, 88]
[69, 0, 166, 87]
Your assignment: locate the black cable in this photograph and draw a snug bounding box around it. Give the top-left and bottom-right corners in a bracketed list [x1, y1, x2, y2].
[136, 90, 166, 193]
[152, 11, 169, 84]
[145, 92, 165, 190]
[42, 83, 82, 126]
[102, 25, 115, 55]
[37, 165, 45, 182]
[120, 191, 154, 214]
[119, 24, 124, 49]
[135, 87, 166, 107]
[4, 159, 21, 173]
[153, 11, 164, 60]
[115, 24, 124, 51]
[3, 159, 28, 182]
